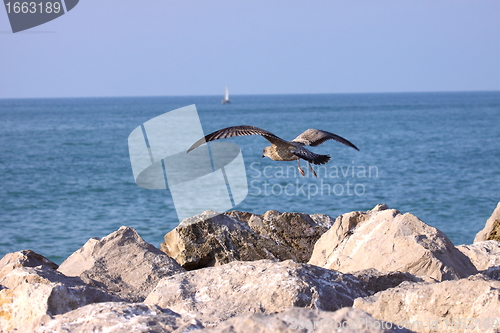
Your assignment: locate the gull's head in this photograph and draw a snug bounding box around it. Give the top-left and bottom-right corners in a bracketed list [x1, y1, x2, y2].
[262, 146, 271, 159]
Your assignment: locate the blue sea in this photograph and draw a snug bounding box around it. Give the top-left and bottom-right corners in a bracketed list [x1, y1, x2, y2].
[1, 92, 499, 264]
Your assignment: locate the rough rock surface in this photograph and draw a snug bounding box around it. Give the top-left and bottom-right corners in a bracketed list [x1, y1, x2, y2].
[145, 259, 365, 326]
[0, 271, 118, 332]
[0, 250, 58, 281]
[1, 265, 94, 290]
[0, 250, 120, 332]
[198, 307, 415, 333]
[474, 202, 500, 242]
[484, 266, 500, 280]
[353, 275, 500, 333]
[308, 204, 477, 281]
[34, 302, 203, 333]
[161, 210, 332, 270]
[350, 269, 423, 296]
[456, 240, 500, 271]
[58, 226, 185, 302]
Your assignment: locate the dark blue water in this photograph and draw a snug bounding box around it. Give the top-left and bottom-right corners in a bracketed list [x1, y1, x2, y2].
[1, 92, 499, 264]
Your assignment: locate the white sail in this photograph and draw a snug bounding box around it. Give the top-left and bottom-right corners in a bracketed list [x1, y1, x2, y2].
[222, 87, 231, 104]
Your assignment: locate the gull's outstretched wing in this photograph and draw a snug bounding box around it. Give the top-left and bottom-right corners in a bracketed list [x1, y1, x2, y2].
[187, 125, 288, 152]
[292, 129, 359, 151]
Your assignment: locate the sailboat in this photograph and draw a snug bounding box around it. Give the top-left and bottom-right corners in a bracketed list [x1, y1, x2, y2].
[221, 87, 231, 104]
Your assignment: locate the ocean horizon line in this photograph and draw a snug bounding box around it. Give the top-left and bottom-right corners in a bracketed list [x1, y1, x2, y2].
[1, 90, 499, 101]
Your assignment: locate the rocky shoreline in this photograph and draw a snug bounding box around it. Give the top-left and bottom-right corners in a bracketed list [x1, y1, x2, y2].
[1, 203, 500, 333]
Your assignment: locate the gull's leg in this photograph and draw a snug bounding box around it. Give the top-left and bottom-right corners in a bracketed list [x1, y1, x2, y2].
[297, 159, 305, 177]
[308, 162, 318, 178]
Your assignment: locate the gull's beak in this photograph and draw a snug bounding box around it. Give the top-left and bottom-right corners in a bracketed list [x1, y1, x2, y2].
[261, 154, 265, 158]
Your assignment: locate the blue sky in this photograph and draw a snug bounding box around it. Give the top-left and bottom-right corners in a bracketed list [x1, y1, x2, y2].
[1, 1, 499, 98]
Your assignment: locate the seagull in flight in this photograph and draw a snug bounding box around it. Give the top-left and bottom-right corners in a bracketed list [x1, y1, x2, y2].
[187, 125, 359, 177]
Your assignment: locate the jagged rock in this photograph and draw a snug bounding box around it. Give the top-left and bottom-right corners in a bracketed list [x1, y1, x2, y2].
[58, 226, 185, 302]
[310, 213, 337, 229]
[1, 265, 90, 290]
[308, 205, 477, 281]
[145, 259, 365, 327]
[456, 240, 500, 271]
[353, 275, 500, 333]
[0, 251, 120, 331]
[474, 202, 500, 242]
[225, 210, 336, 230]
[0, 278, 118, 332]
[34, 302, 203, 333]
[198, 307, 416, 333]
[372, 203, 390, 212]
[0, 250, 58, 281]
[483, 266, 500, 280]
[161, 210, 332, 270]
[350, 269, 423, 296]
